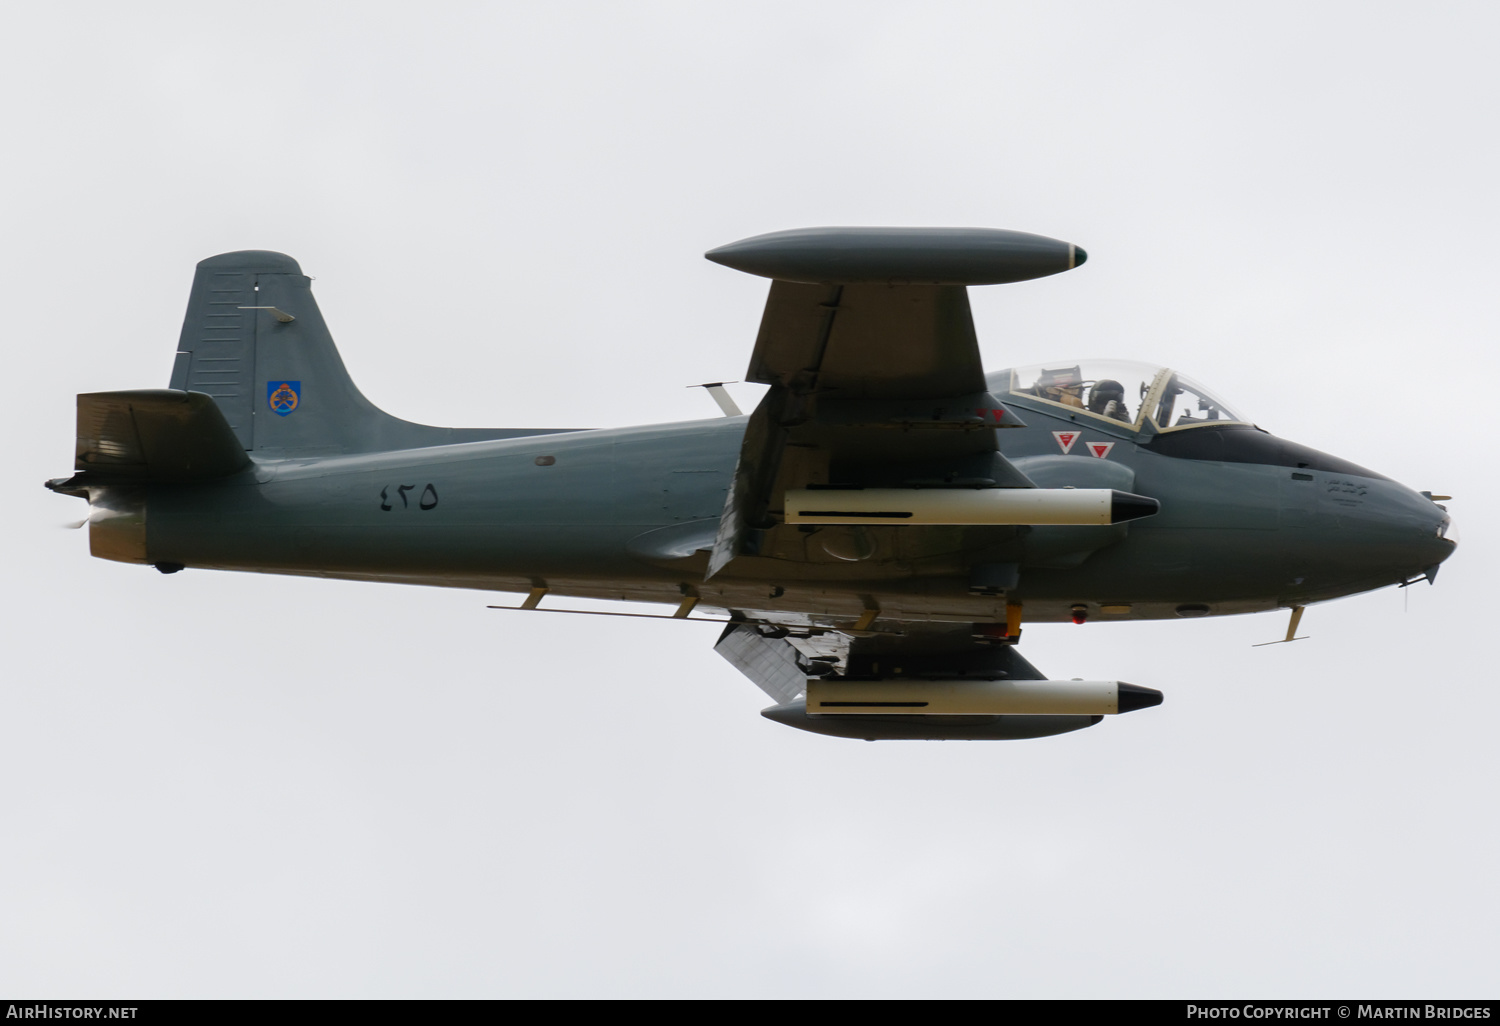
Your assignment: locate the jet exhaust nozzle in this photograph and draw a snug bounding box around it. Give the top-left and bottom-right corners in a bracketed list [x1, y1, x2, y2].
[85, 486, 149, 565]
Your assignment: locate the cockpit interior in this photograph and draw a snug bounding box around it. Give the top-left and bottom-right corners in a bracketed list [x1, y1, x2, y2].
[1000, 361, 1248, 433]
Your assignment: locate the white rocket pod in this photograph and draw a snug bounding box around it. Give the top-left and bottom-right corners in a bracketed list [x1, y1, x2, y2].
[806, 678, 1164, 716]
[784, 487, 1159, 526]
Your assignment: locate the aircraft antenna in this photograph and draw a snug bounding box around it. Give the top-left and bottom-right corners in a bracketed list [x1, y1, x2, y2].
[689, 381, 743, 417]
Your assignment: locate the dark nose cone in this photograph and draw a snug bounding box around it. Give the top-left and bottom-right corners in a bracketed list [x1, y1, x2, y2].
[1411, 508, 1457, 578]
[1435, 512, 1458, 556]
[1117, 683, 1164, 714]
[1110, 491, 1160, 523]
[1072, 246, 1088, 267]
[760, 703, 802, 728]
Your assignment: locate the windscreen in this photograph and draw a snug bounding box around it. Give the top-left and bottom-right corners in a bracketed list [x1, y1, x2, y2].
[1149, 371, 1247, 429]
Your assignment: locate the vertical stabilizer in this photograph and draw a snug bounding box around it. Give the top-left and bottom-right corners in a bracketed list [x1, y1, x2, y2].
[170, 251, 293, 448]
[170, 250, 570, 454]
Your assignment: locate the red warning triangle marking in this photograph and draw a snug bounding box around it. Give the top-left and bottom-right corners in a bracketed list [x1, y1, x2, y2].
[1053, 430, 1079, 454]
[1087, 441, 1115, 459]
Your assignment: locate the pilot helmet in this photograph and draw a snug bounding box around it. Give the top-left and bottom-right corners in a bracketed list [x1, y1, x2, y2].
[1088, 378, 1125, 412]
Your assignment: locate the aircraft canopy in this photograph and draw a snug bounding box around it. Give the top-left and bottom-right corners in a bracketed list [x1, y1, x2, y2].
[998, 360, 1249, 433]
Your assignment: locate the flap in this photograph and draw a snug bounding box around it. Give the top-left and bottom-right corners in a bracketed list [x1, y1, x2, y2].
[715, 619, 1054, 704]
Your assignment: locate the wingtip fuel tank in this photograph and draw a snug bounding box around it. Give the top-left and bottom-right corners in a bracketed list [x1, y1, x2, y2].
[759, 703, 1105, 741]
[705, 226, 1084, 285]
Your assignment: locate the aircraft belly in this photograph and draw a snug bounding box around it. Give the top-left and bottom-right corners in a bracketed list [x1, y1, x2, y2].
[1014, 530, 1285, 602]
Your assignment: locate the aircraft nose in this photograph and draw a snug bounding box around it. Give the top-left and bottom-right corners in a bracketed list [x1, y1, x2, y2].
[1405, 499, 1457, 578]
[1348, 481, 1458, 585]
[1430, 509, 1458, 562]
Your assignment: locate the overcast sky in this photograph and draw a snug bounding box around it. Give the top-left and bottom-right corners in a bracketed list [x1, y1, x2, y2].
[2, 1, 1496, 998]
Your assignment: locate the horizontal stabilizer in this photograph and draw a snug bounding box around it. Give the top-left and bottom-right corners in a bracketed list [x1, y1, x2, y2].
[74, 389, 250, 482]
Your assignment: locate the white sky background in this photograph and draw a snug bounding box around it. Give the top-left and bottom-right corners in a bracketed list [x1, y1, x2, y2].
[1, 1, 1495, 998]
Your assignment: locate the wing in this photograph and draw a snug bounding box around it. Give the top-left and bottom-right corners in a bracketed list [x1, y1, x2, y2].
[704, 227, 1086, 577]
[748, 280, 985, 400]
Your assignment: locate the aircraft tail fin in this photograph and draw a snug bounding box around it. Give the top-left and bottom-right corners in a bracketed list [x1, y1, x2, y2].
[169, 251, 566, 454]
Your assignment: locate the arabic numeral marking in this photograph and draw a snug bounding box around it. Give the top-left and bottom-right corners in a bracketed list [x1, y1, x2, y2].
[379, 483, 440, 511]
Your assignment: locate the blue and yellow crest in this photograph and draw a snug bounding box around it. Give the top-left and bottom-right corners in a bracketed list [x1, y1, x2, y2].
[267, 381, 301, 416]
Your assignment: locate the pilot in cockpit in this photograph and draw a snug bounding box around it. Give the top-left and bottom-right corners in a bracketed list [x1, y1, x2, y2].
[1087, 379, 1131, 423]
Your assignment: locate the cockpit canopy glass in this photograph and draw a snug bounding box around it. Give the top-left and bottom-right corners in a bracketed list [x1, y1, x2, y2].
[1001, 360, 1250, 432]
[1005, 360, 1159, 427]
[1151, 370, 1247, 429]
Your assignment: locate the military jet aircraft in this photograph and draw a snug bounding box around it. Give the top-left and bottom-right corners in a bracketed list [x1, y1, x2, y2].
[47, 227, 1457, 741]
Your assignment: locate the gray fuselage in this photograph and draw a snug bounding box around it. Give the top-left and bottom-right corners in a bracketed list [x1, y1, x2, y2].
[135, 372, 1454, 627]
